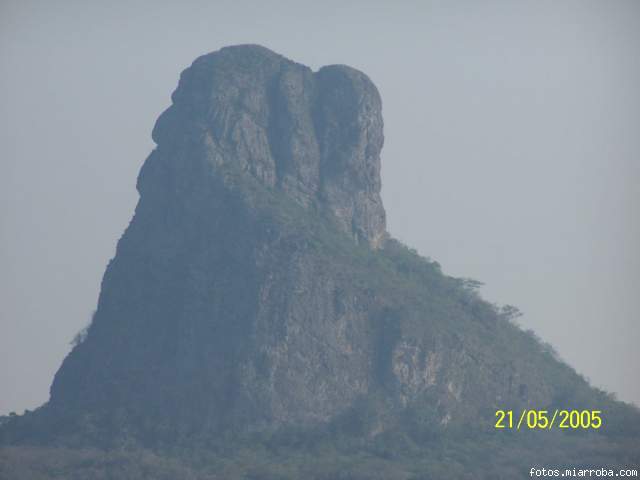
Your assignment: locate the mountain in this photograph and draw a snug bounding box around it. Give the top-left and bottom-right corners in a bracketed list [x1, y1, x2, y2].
[1, 45, 638, 479]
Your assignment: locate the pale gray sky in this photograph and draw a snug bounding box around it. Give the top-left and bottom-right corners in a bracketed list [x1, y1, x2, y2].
[1, 0, 638, 415]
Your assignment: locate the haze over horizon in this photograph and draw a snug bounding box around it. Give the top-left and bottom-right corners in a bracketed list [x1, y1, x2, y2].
[1, 0, 639, 415]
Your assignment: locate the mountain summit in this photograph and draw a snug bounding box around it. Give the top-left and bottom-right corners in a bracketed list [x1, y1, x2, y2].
[150, 44, 386, 248]
[1, 45, 638, 478]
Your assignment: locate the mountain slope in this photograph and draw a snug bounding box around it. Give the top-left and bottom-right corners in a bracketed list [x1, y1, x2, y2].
[1, 45, 638, 478]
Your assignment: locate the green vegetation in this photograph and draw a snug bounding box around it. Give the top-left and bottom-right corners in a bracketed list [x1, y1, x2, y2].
[2, 427, 639, 480]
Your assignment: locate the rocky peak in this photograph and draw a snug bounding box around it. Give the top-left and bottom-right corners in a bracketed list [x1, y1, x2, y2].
[2, 47, 638, 472]
[146, 44, 386, 248]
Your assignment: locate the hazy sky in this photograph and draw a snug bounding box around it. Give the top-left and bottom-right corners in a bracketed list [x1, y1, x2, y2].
[1, 0, 638, 415]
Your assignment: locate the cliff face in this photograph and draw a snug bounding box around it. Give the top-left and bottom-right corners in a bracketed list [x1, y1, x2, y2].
[149, 45, 386, 248]
[46, 46, 390, 437]
[4, 46, 636, 449]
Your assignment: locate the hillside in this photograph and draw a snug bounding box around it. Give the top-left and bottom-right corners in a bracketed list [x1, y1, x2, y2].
[1, 45, 638, 479]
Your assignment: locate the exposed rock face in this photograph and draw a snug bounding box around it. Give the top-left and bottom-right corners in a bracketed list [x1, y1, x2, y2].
[4, 45, 618, 447]
[44, 45, 392, 437]
[150, 45, 386, 248]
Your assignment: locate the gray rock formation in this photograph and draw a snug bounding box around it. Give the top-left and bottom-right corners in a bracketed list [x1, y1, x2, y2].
[150, 44, 386, 248]
[4, 46, 633, 450]
[43, 45, 393, 438]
